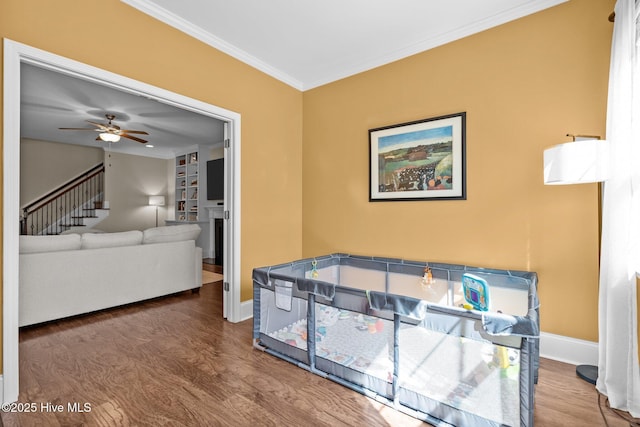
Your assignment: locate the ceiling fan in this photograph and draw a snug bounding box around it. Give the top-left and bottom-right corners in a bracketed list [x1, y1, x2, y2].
[59, 114, 149, 144]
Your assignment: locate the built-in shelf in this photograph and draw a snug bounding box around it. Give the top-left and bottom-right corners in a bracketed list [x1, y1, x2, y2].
[174, 147, 207, 223]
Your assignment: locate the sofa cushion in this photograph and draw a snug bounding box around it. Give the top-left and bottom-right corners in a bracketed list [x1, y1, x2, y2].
[19, 234, 82, 254]
[60, 228, 105, 235]
[143, 224, 201, 244]
[81, 230, 143, 249]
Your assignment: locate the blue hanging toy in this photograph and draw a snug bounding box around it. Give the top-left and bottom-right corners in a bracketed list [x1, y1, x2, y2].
[311, 260, 319, 278]
[461, 273, 490, 311]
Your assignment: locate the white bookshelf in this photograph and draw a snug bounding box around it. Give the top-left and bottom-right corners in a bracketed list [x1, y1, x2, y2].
[174, 146, 208, 222]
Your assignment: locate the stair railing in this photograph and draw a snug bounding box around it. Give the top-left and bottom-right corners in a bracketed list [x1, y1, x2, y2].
[21, 163, 105, 235]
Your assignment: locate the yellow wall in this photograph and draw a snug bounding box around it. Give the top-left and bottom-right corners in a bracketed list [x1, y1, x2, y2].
[302, 0, 615, 342]
[0, 0, 303, 365]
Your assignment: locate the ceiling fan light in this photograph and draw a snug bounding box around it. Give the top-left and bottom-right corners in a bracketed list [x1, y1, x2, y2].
[99, 132, 120, 143]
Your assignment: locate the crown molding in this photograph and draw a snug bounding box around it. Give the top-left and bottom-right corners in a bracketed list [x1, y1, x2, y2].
[122, 0, 567, 92]
[121, 0, 304, 91]
[303, 0, 568, 90]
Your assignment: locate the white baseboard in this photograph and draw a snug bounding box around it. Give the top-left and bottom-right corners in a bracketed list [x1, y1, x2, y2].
[240, 299, 253, 322]
[540, 332, 598, 366]
[0, 374, 4, 404]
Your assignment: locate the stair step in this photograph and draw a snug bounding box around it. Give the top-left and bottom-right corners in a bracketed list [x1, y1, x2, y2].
[21, 163, 107, 236]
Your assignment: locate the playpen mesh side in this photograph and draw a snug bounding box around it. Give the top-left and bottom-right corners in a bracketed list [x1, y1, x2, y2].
[254, 279, 310, 365]
[253, 254, 539, 427]
[313, 304, 395, 398]
[396, 318, 522, 426]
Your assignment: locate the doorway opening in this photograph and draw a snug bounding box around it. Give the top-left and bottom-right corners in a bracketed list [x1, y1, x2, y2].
[3, 39, 242, 404]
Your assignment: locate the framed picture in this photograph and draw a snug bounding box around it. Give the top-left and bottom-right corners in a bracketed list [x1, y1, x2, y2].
[369, 112, 466, 201]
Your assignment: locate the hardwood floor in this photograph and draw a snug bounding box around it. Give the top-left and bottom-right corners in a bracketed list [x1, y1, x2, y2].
[202, 259, 223, 274]
[3, 282, 638, 426]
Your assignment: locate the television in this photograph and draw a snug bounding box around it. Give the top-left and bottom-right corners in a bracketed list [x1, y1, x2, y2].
[206, 158, 224, 200]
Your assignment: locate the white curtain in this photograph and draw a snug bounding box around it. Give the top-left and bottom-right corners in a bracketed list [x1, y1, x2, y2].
[598, 0, 640, 418]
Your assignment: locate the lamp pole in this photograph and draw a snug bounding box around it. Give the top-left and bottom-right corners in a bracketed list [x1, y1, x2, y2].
[148, 196, 165, 227]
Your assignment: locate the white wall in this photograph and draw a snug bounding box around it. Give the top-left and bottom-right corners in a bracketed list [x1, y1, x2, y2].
[101, 151, 171, 231]
[166, 158, 176, 221]
[20, 138, 103, 207]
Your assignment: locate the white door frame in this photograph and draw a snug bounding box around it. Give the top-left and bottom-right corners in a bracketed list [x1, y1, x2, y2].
[2, 39, 243, 404]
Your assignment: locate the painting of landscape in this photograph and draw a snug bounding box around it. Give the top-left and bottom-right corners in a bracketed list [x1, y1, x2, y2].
[369, 112, 465, 201]
[377, 125, 453, 193]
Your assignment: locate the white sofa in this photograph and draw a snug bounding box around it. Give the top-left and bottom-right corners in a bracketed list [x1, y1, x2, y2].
[19, 224, 203, 327]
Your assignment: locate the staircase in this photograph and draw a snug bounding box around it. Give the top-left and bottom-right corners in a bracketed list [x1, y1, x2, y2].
[61, 207, 110, 234]
[21, 163, 109, 235]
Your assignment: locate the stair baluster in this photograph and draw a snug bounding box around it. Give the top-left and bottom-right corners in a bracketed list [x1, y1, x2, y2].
[21, 163, 106, 235]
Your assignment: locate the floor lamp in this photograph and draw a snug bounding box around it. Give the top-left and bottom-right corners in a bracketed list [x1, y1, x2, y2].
[148, 195, 166, 227]
[543, 134, 610, 384]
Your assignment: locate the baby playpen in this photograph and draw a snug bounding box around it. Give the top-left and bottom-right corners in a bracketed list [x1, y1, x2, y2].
[253, 253, 539, 426]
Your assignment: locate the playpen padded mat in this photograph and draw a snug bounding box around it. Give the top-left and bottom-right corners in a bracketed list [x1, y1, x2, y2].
[268, 305, 394, 380]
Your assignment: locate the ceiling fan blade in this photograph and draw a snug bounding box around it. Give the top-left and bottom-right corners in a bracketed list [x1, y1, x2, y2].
[120, 130, 149, 135]
[121, 134, 148, 144]
[62, 115, 149, 144]
[85, 120, 109, 131]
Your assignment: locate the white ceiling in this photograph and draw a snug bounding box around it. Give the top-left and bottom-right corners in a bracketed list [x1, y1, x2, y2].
[20, 0, 567, 158]
[123, 0, 568, 90]
[21, 64, 225, 159]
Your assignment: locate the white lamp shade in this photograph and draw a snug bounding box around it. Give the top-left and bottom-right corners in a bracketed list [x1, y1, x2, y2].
[148, 195, 166, 206]
[99, 132, 121, 142]
[543, 139, 610, 185]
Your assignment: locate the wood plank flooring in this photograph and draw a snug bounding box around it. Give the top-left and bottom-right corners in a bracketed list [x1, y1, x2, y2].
[2, 278, 638, 426]
[202, 260, 222, 274]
